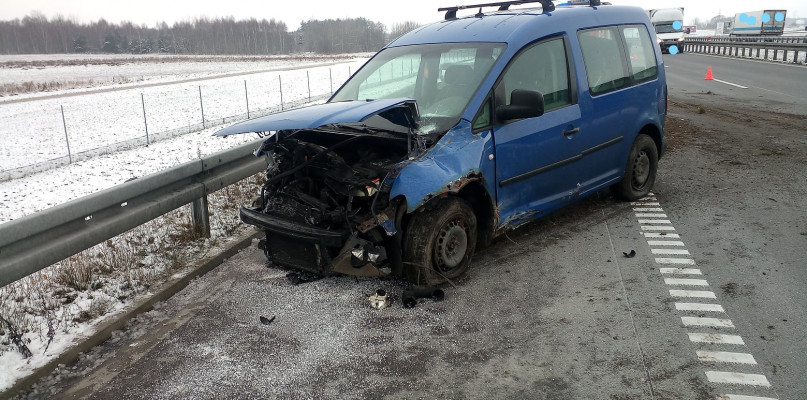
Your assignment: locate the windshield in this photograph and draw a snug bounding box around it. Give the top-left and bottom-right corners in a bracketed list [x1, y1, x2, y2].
[655, 23, 682, 34]
[331, 42, 506, 134]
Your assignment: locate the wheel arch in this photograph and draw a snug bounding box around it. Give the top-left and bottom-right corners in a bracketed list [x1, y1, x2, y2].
[638, 122, 664, 159]
[398, 177, 497, 250]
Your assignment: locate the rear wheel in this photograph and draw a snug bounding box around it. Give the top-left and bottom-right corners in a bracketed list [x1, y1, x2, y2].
[403, 197, 477, 285]
[612, 134, 658, 201]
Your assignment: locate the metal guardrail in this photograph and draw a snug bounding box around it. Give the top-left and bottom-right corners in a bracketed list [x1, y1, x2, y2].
[0, 138, 267, 288]
[682, 36, 807, 63]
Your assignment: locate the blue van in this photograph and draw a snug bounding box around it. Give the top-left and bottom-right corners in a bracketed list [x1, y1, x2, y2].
[216, 0, 667, 285]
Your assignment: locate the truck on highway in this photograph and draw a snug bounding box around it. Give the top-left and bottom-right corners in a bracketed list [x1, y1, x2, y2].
[647, 8, 685, 53]
[728, 10, 787, 35]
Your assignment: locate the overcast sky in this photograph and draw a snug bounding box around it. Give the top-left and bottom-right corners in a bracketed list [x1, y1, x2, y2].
[1, 0, 803, 30]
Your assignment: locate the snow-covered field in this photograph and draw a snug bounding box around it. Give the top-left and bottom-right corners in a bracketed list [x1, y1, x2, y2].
[0, 54, 369, 99]
[0, 56, 368, 176]
[0, 53, 369, 393]
[0, 55, 369, 223]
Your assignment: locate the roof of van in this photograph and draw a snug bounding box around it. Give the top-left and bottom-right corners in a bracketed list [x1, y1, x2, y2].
[388, 5, 651, 48]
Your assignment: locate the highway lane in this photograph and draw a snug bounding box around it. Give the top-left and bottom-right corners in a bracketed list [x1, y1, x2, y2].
[663, 53, 807, 116]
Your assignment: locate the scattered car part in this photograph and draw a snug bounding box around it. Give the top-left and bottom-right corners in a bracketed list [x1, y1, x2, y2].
[623, 250, 637, 258]
[286, 271, 322, 285]
[259, 316, 276, 325]
[402, 286, 445, 309]
[368, 289, 390, 309]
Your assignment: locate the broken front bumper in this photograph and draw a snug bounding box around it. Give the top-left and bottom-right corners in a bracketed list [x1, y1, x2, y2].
[240, 206, 390, 277]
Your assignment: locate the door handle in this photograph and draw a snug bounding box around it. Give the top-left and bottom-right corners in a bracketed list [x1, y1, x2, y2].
[562, 127, 580, 136]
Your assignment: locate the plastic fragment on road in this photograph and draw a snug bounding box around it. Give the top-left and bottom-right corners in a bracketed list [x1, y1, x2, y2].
[623, 250, 637, 258]
[259, 316, 276, 325]
[402, 286, 445, 308]
[369, 289, 390, 309]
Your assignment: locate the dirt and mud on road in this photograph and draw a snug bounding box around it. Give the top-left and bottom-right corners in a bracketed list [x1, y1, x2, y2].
[11, 93, 807, 400]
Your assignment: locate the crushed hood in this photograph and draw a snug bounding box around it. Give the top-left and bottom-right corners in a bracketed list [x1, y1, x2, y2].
[214, 98, 418, 137]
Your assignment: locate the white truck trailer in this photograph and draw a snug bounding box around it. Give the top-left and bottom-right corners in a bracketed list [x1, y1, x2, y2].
[648, 8, 685, 53]
[729, 10, 787, 35]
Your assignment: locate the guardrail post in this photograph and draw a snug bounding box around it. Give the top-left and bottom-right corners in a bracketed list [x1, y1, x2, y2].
[279, 75, 284, 111]
[244, 80, 250, 119]
[141, 93, 150, 146]
[60, 105, 72, 164]
[199, 86, 206, 129]
[191, 196, 211, 238]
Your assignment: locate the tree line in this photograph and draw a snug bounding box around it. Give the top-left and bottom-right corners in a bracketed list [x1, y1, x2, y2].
[0, 13, 421, 55]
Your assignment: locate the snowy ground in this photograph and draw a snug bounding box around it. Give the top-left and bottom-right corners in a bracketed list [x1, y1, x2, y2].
[0, 54, 368, 394]
[0, 56, 368, 175]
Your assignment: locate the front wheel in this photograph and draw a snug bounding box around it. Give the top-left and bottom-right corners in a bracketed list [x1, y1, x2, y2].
[403, 197, 477, 285]
[611, 134, 658, 201]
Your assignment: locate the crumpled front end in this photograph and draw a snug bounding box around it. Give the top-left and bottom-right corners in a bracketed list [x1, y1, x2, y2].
[243, 128, 415, 277]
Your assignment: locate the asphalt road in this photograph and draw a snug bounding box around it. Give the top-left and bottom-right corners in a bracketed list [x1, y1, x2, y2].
[16, 55, 807, 400]
[663, 53, 807, 116]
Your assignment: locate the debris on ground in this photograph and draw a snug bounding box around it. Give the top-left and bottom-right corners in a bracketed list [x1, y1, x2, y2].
[402, 286, 445, 309]
[286, 271, 322, 285]
[368, 289, 390, 309]
[259, 316, 276, 325]
[623, 250, 636, 258]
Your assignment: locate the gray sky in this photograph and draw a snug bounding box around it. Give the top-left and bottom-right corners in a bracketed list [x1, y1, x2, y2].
[0, 0, 803, 30]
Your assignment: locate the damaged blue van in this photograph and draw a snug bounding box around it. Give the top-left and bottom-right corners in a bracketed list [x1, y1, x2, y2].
[215, 0, 667, 285]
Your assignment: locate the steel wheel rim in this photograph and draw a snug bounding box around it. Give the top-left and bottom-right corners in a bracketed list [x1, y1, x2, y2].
[435, 219, 468, 272]
[632, 151, 651, 190]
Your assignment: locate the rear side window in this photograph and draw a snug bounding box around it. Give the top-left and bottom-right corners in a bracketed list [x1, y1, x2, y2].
[621, 25, 658, 82]
[578, 27, 629, 95]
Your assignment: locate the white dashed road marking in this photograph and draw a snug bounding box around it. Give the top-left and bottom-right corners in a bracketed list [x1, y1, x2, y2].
[705, 371, 770, 387]
[642, 225, 676, 231]
[639, 219, 672, 224]
[716, 394, 779, 400]
[713, 79, 750, 89]
[655, 257, 696, 264]
[632, 195, 778, 399]
[664, 278, 709, 286]
[648, 240, 685, 246]
[675, 303, 725, 312]
[652, 248, 691, 255]
[669, 289, 717, 298]
[697, 351, 757, 364]
[660, 268, 702, 275]
[636, 213, 668, 218]
[681, 316, 735, 328]
[643, 232, 680, 238]
[688, 333, 745, 345]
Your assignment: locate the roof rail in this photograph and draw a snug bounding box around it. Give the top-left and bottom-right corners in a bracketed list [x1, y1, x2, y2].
[437, 0, 607, 20]
[438, 1, 555, 20]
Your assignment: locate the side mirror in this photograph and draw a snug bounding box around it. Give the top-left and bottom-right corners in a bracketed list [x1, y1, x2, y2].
[496, 89, 545, 121]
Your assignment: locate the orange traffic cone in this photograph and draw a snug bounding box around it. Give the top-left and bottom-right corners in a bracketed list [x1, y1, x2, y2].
[704, 66, 714, 80]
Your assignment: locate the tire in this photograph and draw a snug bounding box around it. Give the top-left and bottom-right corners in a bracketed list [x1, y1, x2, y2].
[611, 134, 658, 201]
[403, 197, 477, 285]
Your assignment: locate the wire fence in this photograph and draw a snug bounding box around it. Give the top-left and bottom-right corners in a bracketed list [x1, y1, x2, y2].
[0, 63, 357, 181]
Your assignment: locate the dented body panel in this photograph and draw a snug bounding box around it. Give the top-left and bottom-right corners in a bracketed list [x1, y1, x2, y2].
[390, 120, 496, 212]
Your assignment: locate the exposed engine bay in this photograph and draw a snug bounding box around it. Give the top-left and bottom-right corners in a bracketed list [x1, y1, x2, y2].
[242, 126, 424, 277]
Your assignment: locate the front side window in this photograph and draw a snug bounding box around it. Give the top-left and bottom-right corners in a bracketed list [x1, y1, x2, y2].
[578, 27, 629, 95]
[331, 43, 506, 134]
[498, 37, 572, 112]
